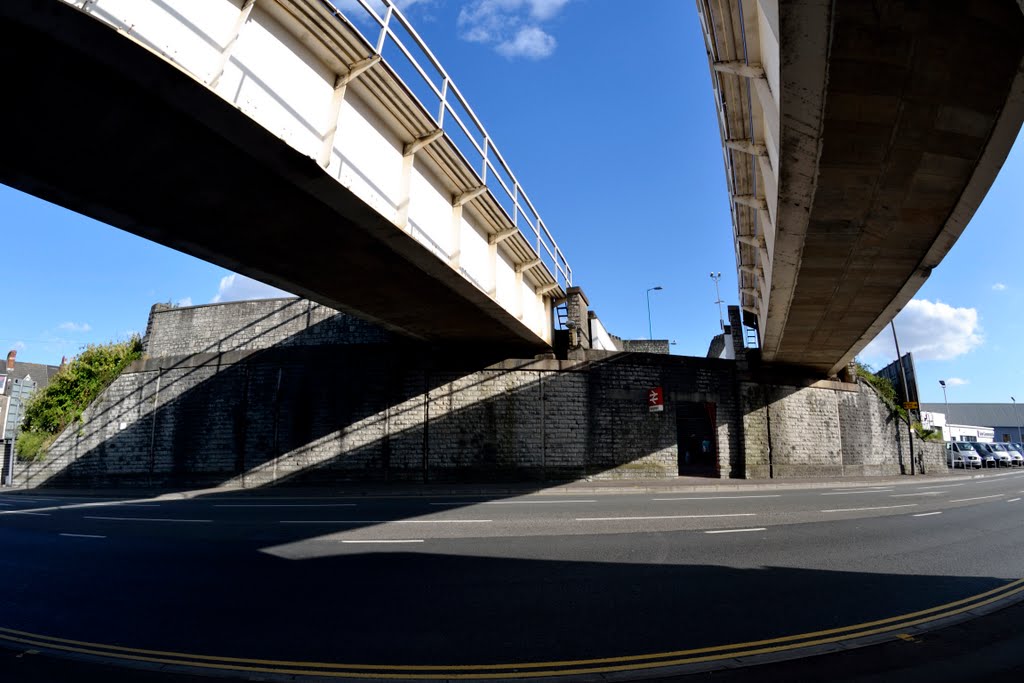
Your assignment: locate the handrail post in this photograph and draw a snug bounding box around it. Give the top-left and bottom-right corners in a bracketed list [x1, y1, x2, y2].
[376, 4, 394, 54]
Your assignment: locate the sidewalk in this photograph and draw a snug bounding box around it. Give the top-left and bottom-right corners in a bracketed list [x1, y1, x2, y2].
[1, 467, 1009, 500]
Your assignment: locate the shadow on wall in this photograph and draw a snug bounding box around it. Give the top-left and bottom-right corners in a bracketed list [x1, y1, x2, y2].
[14, 299, 740, 488]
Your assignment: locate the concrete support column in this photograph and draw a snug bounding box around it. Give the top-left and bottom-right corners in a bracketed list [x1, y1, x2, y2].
[728, 305, 746, 367]
[565, 287, 591, 351]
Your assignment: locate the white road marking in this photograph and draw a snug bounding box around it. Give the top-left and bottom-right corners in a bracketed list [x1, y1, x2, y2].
[913, 512, 943, 517]
[1008, 498, 1021, 503]
[915, 483, 964, 489]
[821, 504, 917, 513]
[652, 495, 781, 501]
[704, 528, 767, 534]
[0, 511, 51, 516]
[0, 503, 11, 506]
[279, 519, 492, 525]
[214, 504, 358, 508]
[429, 500, 596, 506]
[890, 492, 944, 497]
[820, 489, 894, 496]
[59, 533, 106, 539]
[948, 495, 1004, 503]
[341, 539, 424, 544]
[83, 516, 211, 523]
[576, 514, 757, 522]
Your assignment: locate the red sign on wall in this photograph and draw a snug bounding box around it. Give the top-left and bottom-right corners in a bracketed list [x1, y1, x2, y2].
[648, 387, 664, 413]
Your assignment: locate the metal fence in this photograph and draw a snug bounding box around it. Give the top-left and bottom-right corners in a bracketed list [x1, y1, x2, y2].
[323, 0, 573, 291]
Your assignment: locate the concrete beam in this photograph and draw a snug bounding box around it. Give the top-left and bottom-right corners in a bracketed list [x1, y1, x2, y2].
[453, 186, 487, 207]
[488, 227, 519, 245]
[712, 60, 766, 79]
[725, 139, 767, 156]
[733, 194, 768, 211]
[404, 129, 443, 157]
[515, 258, 542, 274]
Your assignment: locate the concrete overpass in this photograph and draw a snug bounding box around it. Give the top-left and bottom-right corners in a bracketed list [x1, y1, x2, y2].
[698, 0, 1024, 375]
[0, 0, 572, 351]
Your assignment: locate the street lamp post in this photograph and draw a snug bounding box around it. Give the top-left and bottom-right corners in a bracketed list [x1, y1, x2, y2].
[940, 380, 949, 440]
[646, 286, 663, 340]
[710, 272, 724, 331]
[1012, 396, 1022, 443]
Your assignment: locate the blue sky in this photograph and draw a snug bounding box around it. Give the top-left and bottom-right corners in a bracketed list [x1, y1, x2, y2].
[2, 0, 1022, 404]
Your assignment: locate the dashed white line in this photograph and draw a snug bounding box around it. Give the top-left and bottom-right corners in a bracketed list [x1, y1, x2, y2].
[214, 504, 358, 508]
[890, 492, 944, 498]
[820, 489, 894, 496]
[429, 500, 596, 506]
[704, 528, 767, 534]
[576, 514, 757, 522]
[915, 483, 964, 489]
[913, 512, 943, 517]
[1008, 498, 1021, 503]
[341, 539, 424, 544]
[59, 533, 106, 539]
[651, 495, 781, 501]
[279, 519, 492, 525]
[821, 504, 917, 513]
[83, 516, 211, 523]
[0, 511, 51, 516]
[948, 495, 1004, 503]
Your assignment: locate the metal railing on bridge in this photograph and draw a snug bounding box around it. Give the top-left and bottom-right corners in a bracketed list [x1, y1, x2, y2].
[323, 0, 573, 292]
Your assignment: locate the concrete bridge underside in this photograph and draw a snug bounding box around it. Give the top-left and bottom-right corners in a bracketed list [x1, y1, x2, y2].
[0, 0, 559, 354]
[702, 0, 1024, 376]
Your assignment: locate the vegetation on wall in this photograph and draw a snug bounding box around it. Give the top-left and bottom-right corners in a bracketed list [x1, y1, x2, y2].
[15, 337, 144, 461]
[855, 361, 938, 440]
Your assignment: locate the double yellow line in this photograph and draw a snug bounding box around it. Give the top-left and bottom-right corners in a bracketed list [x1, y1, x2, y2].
[2, 578, 1022, 679]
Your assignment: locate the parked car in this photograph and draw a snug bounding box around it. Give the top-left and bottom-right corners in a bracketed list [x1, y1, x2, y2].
[948, 441, 982, 468]
[972, 442, 1010, 468]
[1007, 443, 1024, 465]
[992, 443, 1023, 467]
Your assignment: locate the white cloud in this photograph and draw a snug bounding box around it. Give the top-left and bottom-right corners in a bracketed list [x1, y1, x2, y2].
[496, 26, 556, 59]
[944, 377, 969, 386]
[458, 0, 569, 59]
[58, 321, 91, 333]
[859, 299, 983, 363]
[176, 297, 193, 307]
[992, 283, 1007, 291]
[211, 274, 293, 304]
[13, 341, 26, 351]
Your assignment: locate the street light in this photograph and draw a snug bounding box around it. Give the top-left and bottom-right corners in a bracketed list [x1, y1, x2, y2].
[1012, 396, 1022, 443]
[646, 286, 663, 340]
[940, 380, 949, 439]
[710, 272, 724, 330]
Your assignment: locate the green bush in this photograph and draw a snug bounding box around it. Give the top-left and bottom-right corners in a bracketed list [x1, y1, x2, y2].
[16, 336, 143, 461]
[14, 430, 52, 462]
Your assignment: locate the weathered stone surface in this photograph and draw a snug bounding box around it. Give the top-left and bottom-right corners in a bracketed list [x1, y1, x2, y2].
[12, 300, 940, 487]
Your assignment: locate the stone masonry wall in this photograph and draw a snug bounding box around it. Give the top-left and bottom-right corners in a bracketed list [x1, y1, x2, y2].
[11, 299, 940, 487]
[14, 300, 740, 487]
[740, 378, 945, 478]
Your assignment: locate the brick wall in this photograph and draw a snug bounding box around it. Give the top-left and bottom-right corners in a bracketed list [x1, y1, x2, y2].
[11, 299, 942, 487]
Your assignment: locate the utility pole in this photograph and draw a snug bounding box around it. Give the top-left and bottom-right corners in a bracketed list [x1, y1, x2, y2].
[1013, 396, 1021, 443]
[890, 321, 915, 475]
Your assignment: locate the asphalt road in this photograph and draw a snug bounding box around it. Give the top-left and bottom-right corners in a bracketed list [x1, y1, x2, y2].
[1, 470, 1023, 679]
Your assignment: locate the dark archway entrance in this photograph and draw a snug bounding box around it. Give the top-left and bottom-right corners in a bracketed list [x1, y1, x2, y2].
[677, 401, 718, 477]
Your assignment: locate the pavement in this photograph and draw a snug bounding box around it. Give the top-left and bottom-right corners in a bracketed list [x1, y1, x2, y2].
[0, 468, 1022, 681]
[0, 467, 978, 500]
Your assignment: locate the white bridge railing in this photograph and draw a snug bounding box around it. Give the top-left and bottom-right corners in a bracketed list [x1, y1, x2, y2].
[327, 0, 573, 290]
